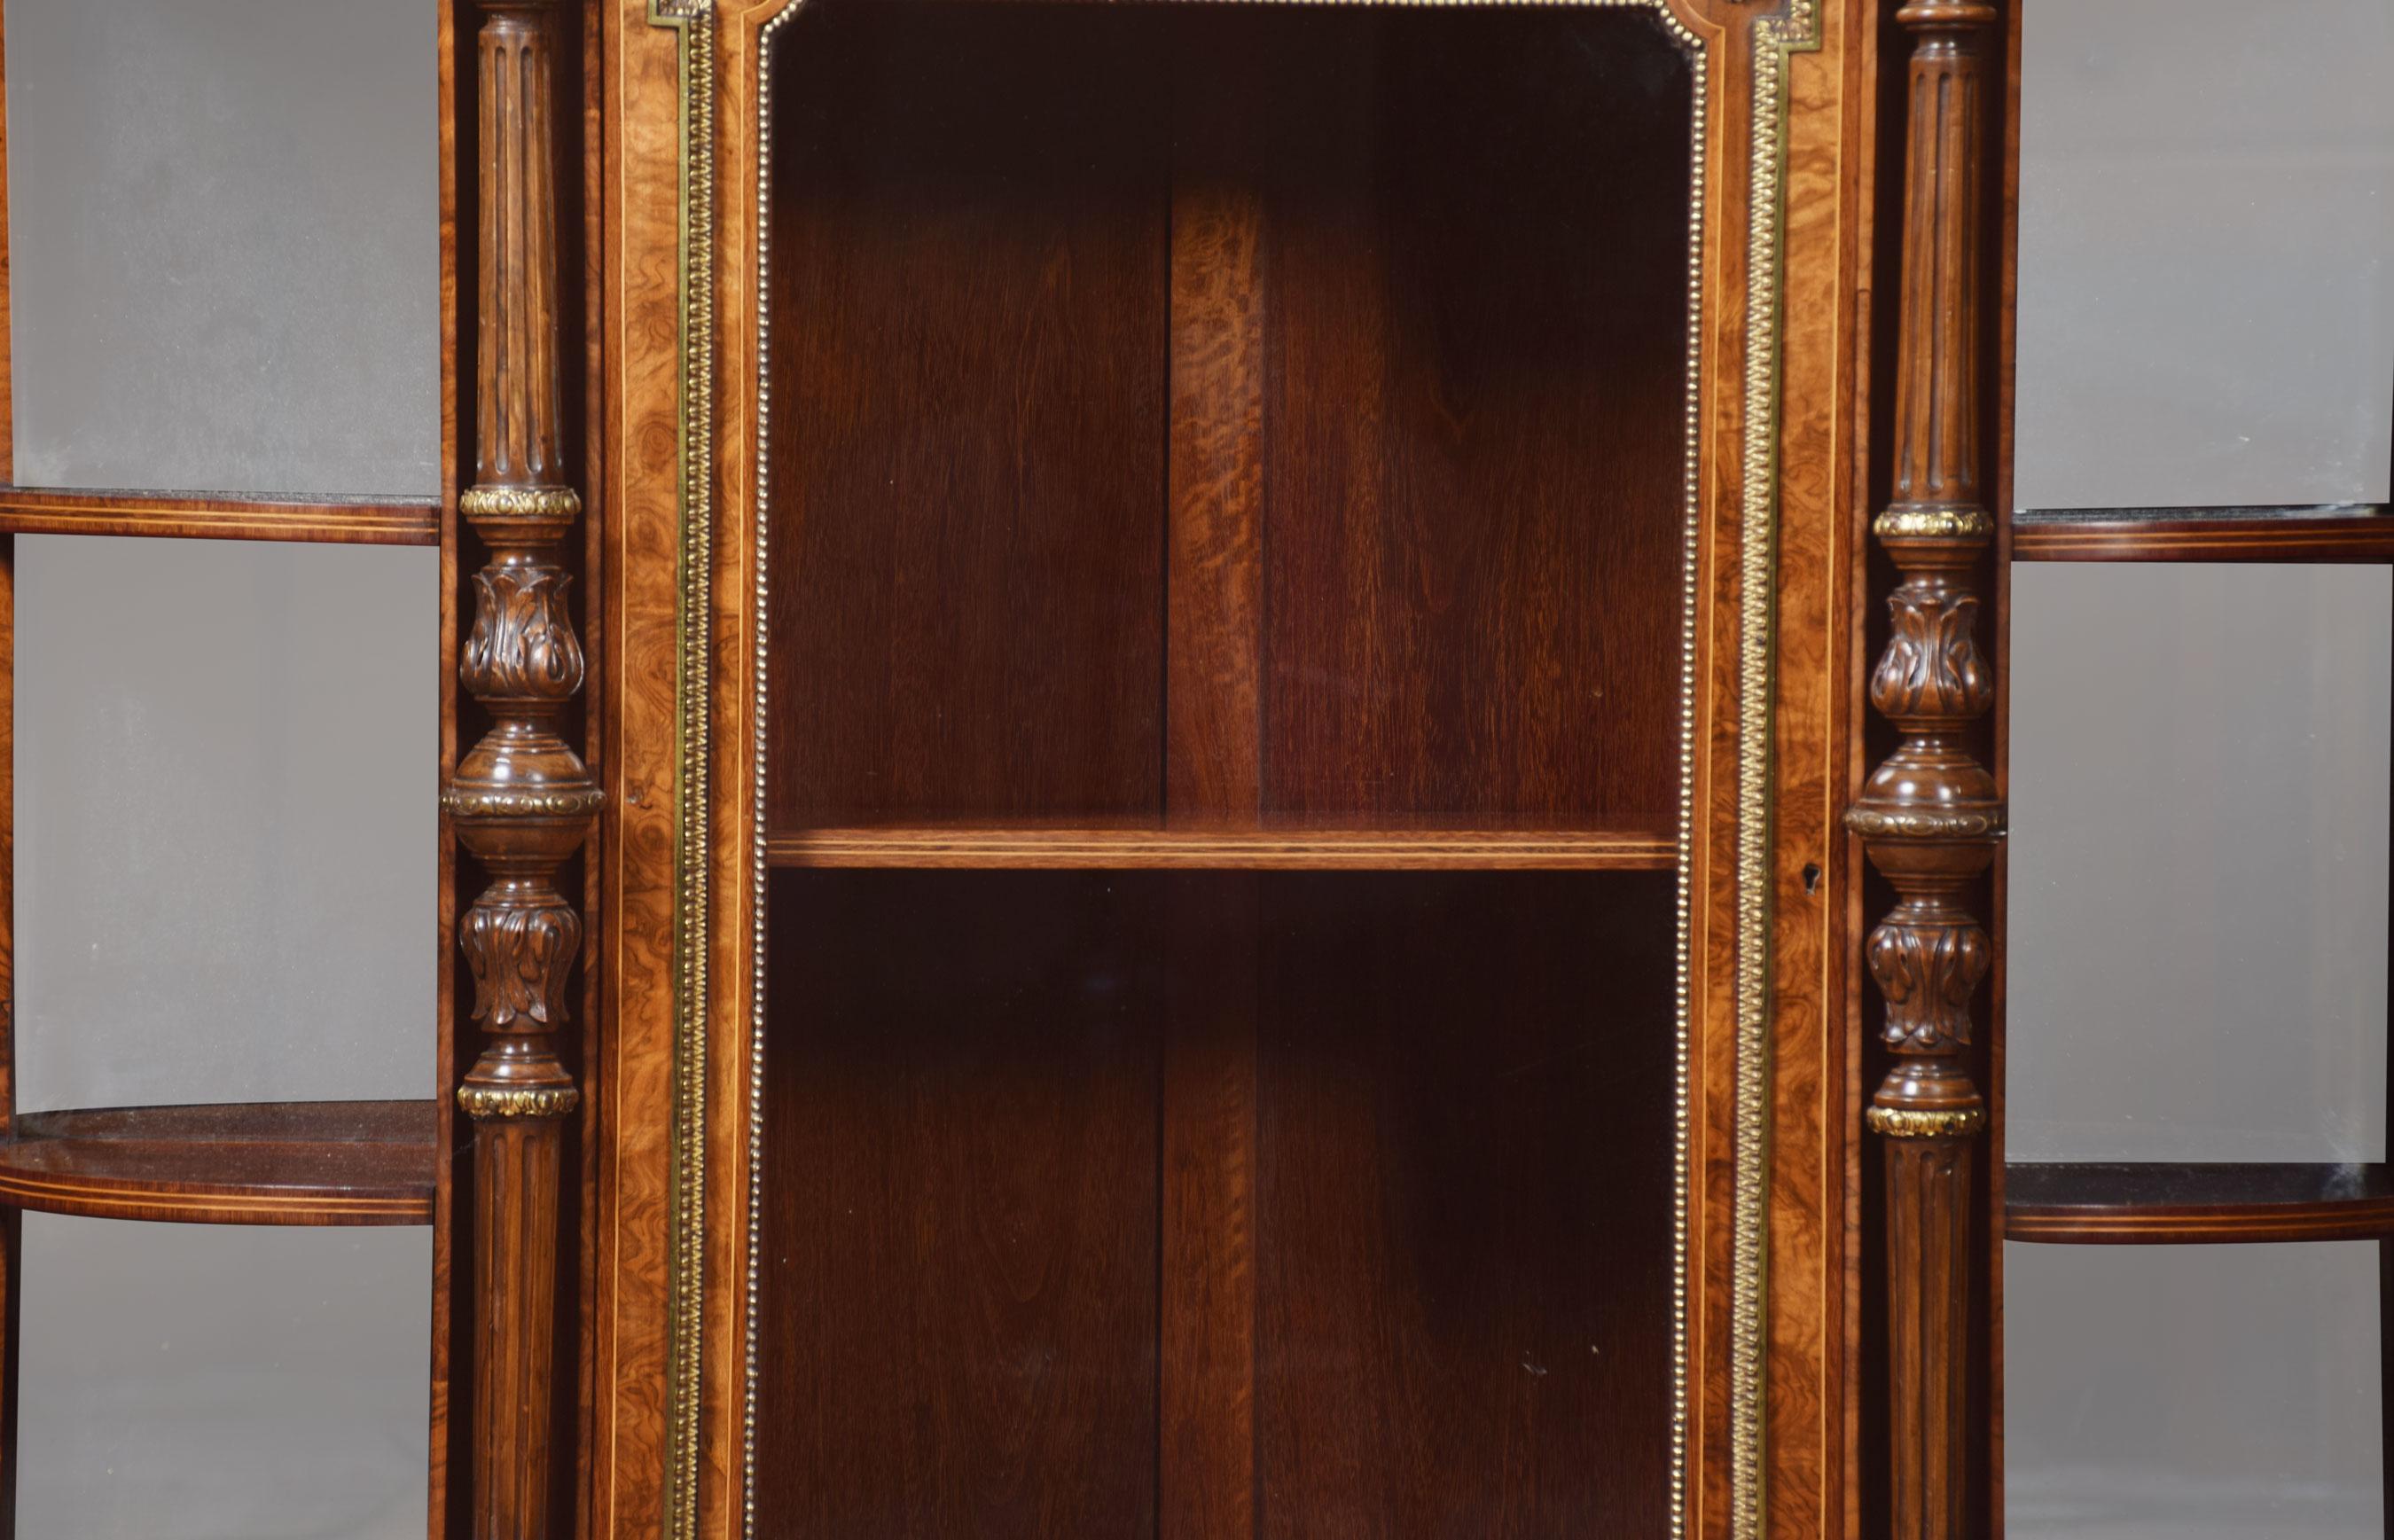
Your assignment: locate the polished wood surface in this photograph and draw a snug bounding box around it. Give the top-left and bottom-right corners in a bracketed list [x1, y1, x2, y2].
[0, 1101, 436, 1226]
[0, 487, 439, 546]
[754, 868, 1675, 1538]
[447, 4, 598, 1537]
[2011, 508, 2394, 563]
[588, 4, 690, 1535]
[1848, 5, 2005, 1538]
[2006, 1162, 2394, 1245]
[1165, 52, 1265, 832]
[764, 827, 1677, 871]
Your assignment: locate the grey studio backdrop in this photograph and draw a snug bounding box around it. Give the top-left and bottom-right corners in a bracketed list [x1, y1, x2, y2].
[11, 0, 2394, 1537]
[2008, 2, 2394, 1537]
[7, 0, 437, 1536]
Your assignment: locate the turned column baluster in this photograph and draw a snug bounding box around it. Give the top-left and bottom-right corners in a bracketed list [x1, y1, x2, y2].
[443, 3, 597, 1537]
[1847, 4, 2002, 1538]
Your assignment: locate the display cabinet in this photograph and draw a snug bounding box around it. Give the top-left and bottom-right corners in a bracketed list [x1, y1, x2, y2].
[0, 1, 2021, 1536]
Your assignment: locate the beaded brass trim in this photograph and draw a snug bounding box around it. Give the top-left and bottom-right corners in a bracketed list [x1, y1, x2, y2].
[649, 5, 718, 1540]
[1874, 504, 1996, 539]
[456, 1084, 581, 1121]
[1844, 806, 2007, 840]
[458, 485, 583, 520]
[1730, 5, 1820, 1533]
[441, 786, 610, 821]
[1866, 1106, 1989, 1140]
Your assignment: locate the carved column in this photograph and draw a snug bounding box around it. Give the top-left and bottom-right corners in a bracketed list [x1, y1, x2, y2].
[1847, 4, 2001, 1538]
[444, 4, 595, 1537]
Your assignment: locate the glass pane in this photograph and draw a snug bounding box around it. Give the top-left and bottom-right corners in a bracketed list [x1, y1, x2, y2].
[2008, 562, 2390, 1163]
[14, 535, 435, 1109]
[2006, 1240, 2383, 1539]
[15, 1214, 429, 1537]
[4, 0, 438, 495]
[2015, 0, 2394, 510]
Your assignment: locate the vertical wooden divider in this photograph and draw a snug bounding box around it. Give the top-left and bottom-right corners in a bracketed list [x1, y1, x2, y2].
[1161, 873, 1260, 1540]
[1165, 43, 1265, 830]
[1161, 41, 1267, 1540]
[446, 3, 599, 1537]
[1848, 4, 2003, 1538]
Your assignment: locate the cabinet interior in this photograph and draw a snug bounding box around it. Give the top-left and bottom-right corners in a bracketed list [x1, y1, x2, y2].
[755, 3, 1696, 1533]
[763, 0, 1696, 836]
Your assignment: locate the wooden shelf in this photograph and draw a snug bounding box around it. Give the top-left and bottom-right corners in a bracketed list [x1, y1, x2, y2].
[2012, 506, 2394, 563]
[765, 826, 1679, 872]
[2006, 1161, 2394, 1245]
[0, 488, 441, 547]
[0, 1100, 437, 1226]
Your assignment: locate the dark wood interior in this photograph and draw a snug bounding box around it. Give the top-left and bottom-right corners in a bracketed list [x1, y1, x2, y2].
[755, 867, 1676, 1539]
[750, 7, 1694, 1534]
[762, 1, 1694, 838]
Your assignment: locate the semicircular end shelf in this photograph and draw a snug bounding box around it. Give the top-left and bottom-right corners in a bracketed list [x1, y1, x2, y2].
[0, 1099, 436, 1227]
[2007, 1161, 2394, 1246]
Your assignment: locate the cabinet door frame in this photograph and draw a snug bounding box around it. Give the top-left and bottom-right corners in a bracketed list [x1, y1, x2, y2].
[592, 0, 1902, 1536]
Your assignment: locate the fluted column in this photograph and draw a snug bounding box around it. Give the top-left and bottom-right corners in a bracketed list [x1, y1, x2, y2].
[443, 4, 595, 1537]
[1846, 4, 2002, 1538]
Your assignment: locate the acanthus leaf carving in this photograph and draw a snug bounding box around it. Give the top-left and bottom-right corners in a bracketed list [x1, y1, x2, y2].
[1870, 586, 1991, 722]
[1865, 917, 1991, 1052]
[460, 886, 583, 1033]
[462, 564, 586, 703]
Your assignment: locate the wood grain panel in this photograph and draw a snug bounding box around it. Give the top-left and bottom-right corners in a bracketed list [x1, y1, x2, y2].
[1254, 871, 1678, 1536]
[756, 870, 1162, 1538]
[1256, 12, 1693, 831]
[763, 3, 1168, 830]
[1165, 51, 1267, 831]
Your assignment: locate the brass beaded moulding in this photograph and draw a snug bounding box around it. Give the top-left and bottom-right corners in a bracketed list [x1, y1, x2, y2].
[1866, 1106, 1988, 1140]
[457, 1084, 583, 1121]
